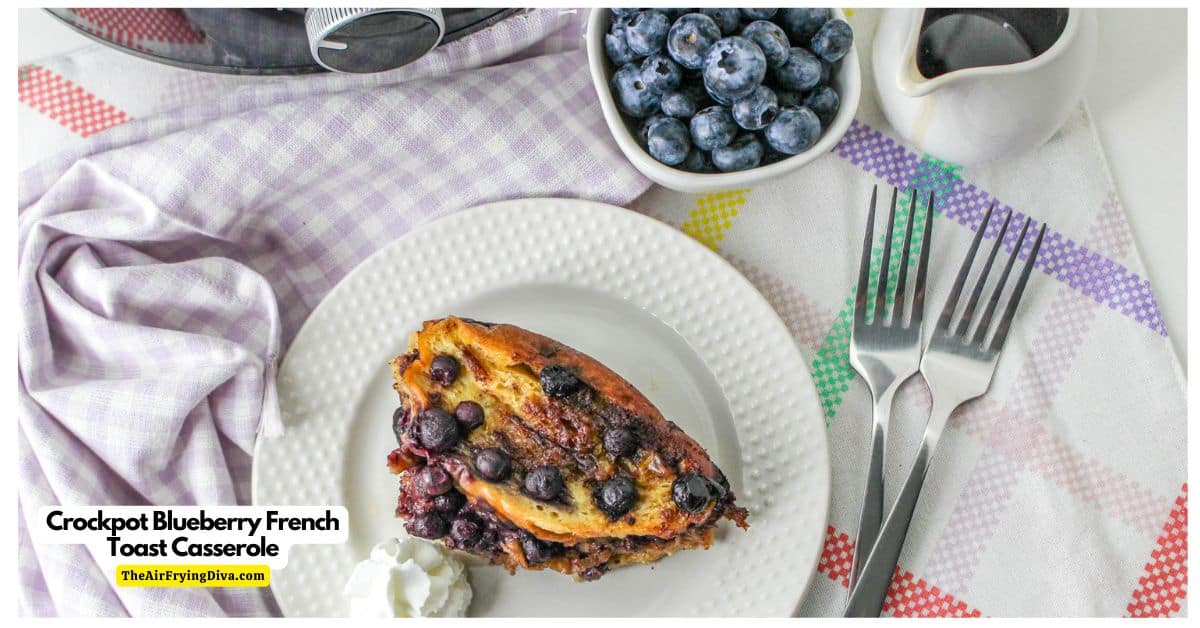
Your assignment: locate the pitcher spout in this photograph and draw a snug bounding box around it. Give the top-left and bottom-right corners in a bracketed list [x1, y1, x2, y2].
[873, 7, 1097, 166]
[894, 8, 1079, 99]
[892, 9, 948, 98]
[896, 55, 945, 98]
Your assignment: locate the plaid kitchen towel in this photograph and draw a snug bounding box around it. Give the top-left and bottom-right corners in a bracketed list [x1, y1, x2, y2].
[17, 8, 650, 617]
[633, 9, 1187, 618]
[18, 8, 1186, 619]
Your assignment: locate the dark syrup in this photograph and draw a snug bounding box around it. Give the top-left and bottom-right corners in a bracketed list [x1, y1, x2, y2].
[916, 9, 1069, 79]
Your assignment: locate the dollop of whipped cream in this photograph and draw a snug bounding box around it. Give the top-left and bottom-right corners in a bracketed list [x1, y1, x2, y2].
[343, 533, 472, 618]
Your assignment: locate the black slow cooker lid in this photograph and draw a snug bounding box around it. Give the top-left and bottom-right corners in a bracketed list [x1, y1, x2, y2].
[45, 8, 522, 75]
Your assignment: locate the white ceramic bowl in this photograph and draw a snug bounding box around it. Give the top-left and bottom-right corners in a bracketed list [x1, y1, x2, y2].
[586, 8, 862, 193]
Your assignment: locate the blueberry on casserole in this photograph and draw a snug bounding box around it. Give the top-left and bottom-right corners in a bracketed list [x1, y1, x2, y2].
[386, 316, 749, 581]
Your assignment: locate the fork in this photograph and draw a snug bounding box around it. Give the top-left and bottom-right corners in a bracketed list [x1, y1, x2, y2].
[844, 203, 1048, 617]
[846, 186, 933, 590]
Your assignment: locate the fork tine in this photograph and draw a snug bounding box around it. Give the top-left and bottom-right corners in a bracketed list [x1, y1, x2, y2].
[971, 217, 1030, 346]
[936, 202, 996, 331]
[988, 222, 1047, 352]
[854, 186, 878, 325]
[911, 190, 934, 324]
[892, 189, 917, 326]
[953, 209, 1013, 338]
[874, 187, 898, 323]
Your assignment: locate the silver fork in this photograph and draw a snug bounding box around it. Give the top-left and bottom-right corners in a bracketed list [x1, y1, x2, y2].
[844, 203, 1048, 617]
[847, 186, 933, 590]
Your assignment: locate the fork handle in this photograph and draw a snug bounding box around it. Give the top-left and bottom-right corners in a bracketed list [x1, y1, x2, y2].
[848, 396, 892, 589]
[844, 392, 960, 617]
[843, 440, 931, 617]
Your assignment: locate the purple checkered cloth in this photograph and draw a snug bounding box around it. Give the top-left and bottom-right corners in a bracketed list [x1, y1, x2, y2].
[17, 9, 648, 616]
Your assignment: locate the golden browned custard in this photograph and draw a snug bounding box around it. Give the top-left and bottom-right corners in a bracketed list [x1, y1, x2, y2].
[386, 316, 748, 581]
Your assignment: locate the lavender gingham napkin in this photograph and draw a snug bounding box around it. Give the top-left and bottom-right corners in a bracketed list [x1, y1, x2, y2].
[17, 9, 649, 616]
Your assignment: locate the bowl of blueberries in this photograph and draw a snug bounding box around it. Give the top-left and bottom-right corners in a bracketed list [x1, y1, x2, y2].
[587, 8, 859, 193]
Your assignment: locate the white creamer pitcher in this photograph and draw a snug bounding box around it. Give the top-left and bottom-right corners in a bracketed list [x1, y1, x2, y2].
[873, 8, 1098, 166]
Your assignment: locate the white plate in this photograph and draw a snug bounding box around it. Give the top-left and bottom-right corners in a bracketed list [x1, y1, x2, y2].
[252, 198, 830, 617]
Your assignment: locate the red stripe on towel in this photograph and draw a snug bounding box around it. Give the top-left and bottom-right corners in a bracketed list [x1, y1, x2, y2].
[72, 8, 205, 49]
[817, 524, 984, 617]
[1127, 484, 1188, 617]
[18, 65, 130, 138]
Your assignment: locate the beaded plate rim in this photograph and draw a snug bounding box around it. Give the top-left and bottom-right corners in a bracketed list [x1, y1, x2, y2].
[253, 197, 830, 617]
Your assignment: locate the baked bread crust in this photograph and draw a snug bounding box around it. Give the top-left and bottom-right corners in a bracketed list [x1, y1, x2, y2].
[388, 316, 748, 580]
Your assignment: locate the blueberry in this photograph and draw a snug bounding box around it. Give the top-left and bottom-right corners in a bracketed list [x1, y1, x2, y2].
[539, 365, 582, 397]
[429, 354, 460, 386]
[610, 8, 639, 19]
[700, 8, 741, 35]
[611, 12, 635, 31]
[659, 90, 697, 118]
[672, 472, 713, 514]
[454, 400, 485, 432]
[415, 465, 454, 496]
[405, 512, 448, 539]
[646, 116, 691, 166]
[711, 133, 764, 172]
[765, 105, 822, 155]
[595, 476, 638, 519]
[689, 105, 738, 151]
[640, 53, 682, 93]
[775, 89, 804, 108]
[519, 531, 556, 565]
[603, 426, 639, 457]
[739, 8, 778, 20]
[810, 19, 853, 63]
[703, 37, 767, 103]
[732, 85, 779, 130]
[474, 447, 512, 482]
[477, 529, 499, 552]
[819, 59, 833, 85]
[681, 147, 716, 173]
[804, 85, 841, 127]
[626, 10, 670, 56]
[605, 27, 639, 65]
[432, 490, 466, 514]
[524, 465, 565, 501]
[612, 63, 662, 117]
[408, 496, 438, 516]
[392, 405, 408, 444]
[579, 566, 606, 581]
[740, 20, 790, 68]
[775, 46, 823, 92]
[666, 13, 722, 70]
[705, 84, 735, 107]
[416, 408, 459, 452]
[637, 114, 669, 148]
[778, 8, 831, 46]
[449, 515, 482, 545]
